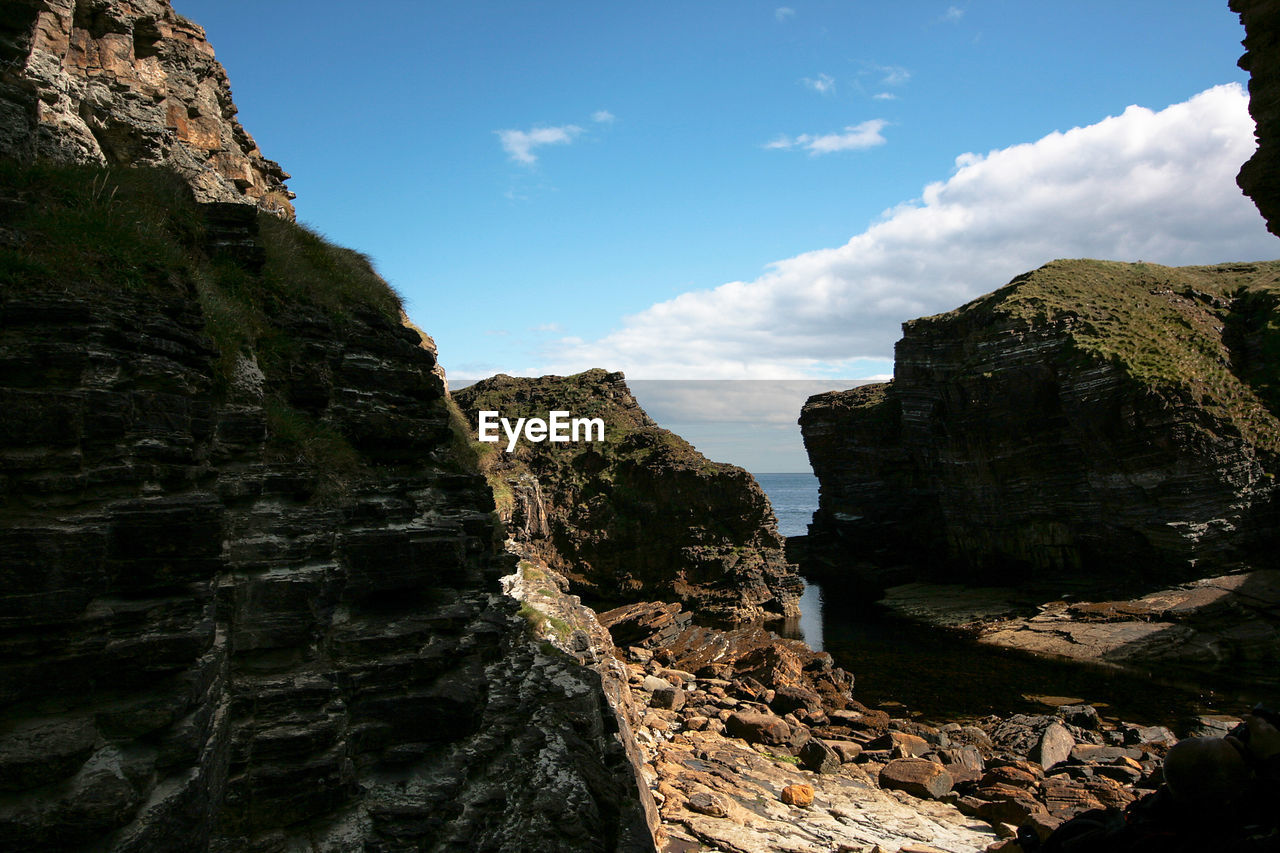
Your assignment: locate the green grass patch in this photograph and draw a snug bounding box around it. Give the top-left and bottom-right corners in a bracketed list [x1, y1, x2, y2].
[0, 161, 202, 294]
[916, 259, 1280, 453]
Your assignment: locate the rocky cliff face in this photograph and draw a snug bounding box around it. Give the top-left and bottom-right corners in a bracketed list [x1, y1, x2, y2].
[454, 370, 802, 624]
[0, 161, 654, 849]
[1234, 0, 1280, 237]
[801, 259, 1280, 594]
[0, 0, 293, 216]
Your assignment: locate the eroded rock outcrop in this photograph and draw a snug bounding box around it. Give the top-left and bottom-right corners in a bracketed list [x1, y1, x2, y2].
[1234, 0, 1280, 238]
[801, 259, 1280, 595]
[0, 0, 293, 215]
[454, 370, 802, 623]
[0, 163, 654, 850]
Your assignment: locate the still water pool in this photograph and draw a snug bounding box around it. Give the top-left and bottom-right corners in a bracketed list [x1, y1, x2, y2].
[754, 473, 1255, 727]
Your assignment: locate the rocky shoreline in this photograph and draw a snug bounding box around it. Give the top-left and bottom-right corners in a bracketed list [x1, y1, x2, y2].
[511, 558, 1274, 853]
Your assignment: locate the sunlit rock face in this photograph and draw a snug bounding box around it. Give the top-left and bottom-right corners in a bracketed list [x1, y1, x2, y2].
[0, 0, 294, 216]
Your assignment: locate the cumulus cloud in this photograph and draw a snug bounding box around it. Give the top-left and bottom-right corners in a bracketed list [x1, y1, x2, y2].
[592, 110, 615, 124]
[541, 84, 1277, 378]
[873, 92, 897, 101]
[941, 6, 964, 23]
[803, 73, 836, 95]
[766, 119, 888, 155]
[496, 124, 583, 165]
[775, 6, 795, 21]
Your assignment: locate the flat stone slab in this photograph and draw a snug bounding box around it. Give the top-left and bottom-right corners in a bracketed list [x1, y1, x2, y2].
[879, 572, 1280, 686]
[655, 730, 996, 853]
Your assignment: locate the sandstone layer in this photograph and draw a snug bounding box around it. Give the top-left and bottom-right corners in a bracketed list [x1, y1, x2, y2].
[0, 163, 653, 851]
[0, 0, 293, 215]
[801, 260, 1280, 595]
[454, 370, 802, 623]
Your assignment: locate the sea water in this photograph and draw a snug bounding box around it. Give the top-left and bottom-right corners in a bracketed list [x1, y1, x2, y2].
[752, 471, 1246, 724]
[754, 472, 824, 651]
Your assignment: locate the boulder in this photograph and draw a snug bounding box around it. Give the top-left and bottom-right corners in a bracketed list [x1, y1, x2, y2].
[652, 686, 686, 711]
[770, 684, 824, 716]
[725, 711, 790, 746]
[780, 784, 814, 806]
[799, 739, 841, 774]
[868, 731, 931, 758]
[879, 758, 954, 800]
[1034, 722, 1075, 770]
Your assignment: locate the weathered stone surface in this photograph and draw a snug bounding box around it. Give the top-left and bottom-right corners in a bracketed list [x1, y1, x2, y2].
[798, 738, 841, 774]
[725, 711, 791, 746]
[455, 370, 803, 623]
[1234, 0, 1280, 237]
[652, 685, 687, 711]
[780, 784, 814, 806]
[1034, 722, 1075, 770]
[879, 758, 954, 800]
[0, 165, 654, 849]
[869, 731, 932, 759]
[801, 260, 1280, 594]
[0, 0, 293, 215]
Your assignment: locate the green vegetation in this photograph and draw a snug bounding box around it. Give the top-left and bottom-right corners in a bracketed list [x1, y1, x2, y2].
[0, 161, 202, 293]
[0, 161, 437, 499]
[919, 259, 1280, 451]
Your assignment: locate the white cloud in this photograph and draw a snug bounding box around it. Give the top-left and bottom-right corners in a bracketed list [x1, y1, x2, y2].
[766, 119, 888, 155]
[941, 6, 964, 23]
[876, 64, 911, 86]
[541, 84, 1277, 379]
[496, 124, 583, 165]
[873, 92, 897, 101]
[803, 73, 836, 95]
[775, 6, 795, 21]
[592, 110, 615, 124]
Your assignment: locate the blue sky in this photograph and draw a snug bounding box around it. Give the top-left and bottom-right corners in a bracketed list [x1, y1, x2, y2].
[175, 1, 1274, 389]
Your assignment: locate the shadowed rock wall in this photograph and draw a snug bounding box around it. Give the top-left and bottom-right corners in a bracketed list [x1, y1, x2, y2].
[0, 168, 655, 851]
[801, 260, 1280, 594]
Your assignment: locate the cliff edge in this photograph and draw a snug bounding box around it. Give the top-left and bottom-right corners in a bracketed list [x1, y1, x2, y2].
[0, 0, 293, 216]
[801, 259, 1280, 594]
[454, 370, 803, 624]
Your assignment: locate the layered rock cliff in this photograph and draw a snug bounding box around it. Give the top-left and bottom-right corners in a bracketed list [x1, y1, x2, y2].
[454, 371, 802, 623]
[0, 161, 653, 849]
[1235, 0, 1280, 237]
[0, 0, 293, 216]
[801, 259, 1280, 594]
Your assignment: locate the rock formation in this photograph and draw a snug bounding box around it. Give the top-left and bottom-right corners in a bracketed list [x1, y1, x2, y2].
[1234, 0, 1280, 237]
[0, 0, 293, 216]
[801, 259, 1280, 594]
[453, 370, 803, 623]
[0, 135, 652, 853]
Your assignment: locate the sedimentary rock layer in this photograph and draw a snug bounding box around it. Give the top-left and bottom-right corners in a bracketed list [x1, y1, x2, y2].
[0, 164, 653, 851]
[0, 0, 293, 215]
[454, 370, 803, 623]
[801, 260, 1280, 593]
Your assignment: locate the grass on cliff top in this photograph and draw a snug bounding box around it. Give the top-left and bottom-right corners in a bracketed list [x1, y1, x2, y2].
[0, 160, 202, 292]
[0, 160, 421, 497]
[0, 160, 401, 322]
[453, 369, 728, 481]
[916, 258, 1280, 450]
